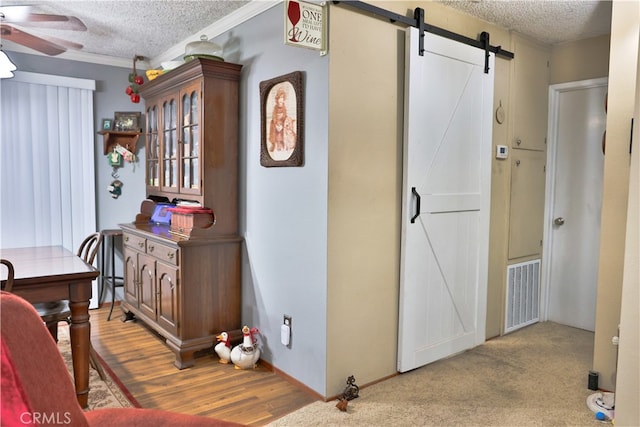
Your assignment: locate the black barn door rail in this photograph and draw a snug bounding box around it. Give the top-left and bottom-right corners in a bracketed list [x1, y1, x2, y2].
[332, 1, 514, 73]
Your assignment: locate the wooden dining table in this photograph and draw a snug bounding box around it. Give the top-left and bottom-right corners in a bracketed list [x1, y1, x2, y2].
[0, 245, 99, 409]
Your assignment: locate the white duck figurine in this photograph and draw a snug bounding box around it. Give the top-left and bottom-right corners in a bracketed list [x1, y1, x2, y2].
[214, 332, 231, 364]
[230, 325, 260, 369]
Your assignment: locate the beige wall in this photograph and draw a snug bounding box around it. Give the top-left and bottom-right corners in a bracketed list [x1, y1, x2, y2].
[488, 29, 611, 339]
[593, 0, 639, 393]
[327, 0, 510, 396]
[327, 2, 403, 397]
[326, 0, 629, 400]
[615, 22, 640, 426]
[550, 35, 610, 85]
[486, 55, 512, 338]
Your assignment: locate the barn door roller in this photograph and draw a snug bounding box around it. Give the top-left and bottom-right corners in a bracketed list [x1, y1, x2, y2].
[332, 1, 514, 73]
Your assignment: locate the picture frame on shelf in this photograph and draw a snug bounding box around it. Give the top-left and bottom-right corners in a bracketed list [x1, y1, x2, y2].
[101, 118, 113, 131]
[260, 71, 304, 167]
[114, 111, 142, 132]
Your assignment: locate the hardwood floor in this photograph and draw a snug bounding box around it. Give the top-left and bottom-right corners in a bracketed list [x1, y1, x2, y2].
[90, 306, 317, 426]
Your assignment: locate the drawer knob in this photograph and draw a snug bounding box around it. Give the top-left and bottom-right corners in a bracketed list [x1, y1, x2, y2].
[125, 236, 129, 242]
[138, 242, 144, 248]
[149, 245, 155, 252]
[168, 252, 174, 259]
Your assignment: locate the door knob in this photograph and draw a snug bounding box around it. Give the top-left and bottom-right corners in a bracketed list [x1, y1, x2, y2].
[554, 217, 565, 226]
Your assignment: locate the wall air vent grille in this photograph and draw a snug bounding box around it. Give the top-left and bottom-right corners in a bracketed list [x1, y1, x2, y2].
[505, 259, 540, 333]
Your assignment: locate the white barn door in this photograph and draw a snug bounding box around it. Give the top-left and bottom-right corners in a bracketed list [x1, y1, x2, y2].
[398, 28, 494, 372]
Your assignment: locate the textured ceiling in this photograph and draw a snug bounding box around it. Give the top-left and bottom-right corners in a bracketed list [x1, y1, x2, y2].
[439, 0, 612, 45]
[1, 0, 612, 68]
[1, 0, 252, 66]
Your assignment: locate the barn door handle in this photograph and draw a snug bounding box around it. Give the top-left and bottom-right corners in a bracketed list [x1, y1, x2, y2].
[411, 187, 421, 224]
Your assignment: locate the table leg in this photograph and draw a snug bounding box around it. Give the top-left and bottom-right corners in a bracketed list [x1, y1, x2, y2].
[108, 235, 116, 321]
[99, 239, 106, 303]
[68, 281, 92, 409]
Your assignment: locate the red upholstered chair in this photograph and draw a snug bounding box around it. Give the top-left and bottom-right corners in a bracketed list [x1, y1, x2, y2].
[0, 291, 244, 427]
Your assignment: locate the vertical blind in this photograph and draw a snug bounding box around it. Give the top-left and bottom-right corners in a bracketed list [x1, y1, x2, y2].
[0, 71, 96, 254]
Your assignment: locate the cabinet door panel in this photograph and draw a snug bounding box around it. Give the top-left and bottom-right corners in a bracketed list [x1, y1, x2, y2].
[511, 36, 549, 151]
[160, 94, 179, 193]
[179, 81, 202, 196]
[123, 247, 138, 306]
[157, 261, 179, 335]
[146, 103, 160, 191]
[508, 150, 546, 258]
[138, 253, 157, 319]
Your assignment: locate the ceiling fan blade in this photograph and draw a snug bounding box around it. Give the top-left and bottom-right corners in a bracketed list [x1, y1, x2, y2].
[6, 14, 87, 31]
[0, 24, 66, 56]
[48, 35, 83, 51]
[1, 6, 87, 31]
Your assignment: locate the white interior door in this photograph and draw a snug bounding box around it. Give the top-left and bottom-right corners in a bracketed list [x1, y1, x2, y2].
[543, 78, 607, 331]
[398, 28, 494, 372]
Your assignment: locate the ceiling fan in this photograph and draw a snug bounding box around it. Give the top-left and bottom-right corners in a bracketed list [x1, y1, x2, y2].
[0, 5, 86, 56]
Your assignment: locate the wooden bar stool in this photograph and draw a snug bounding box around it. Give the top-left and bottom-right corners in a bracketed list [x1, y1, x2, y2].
[99, 229, 124, 321]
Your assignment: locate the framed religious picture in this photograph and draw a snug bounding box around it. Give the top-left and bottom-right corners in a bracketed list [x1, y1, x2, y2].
[260, 71, 304, 167]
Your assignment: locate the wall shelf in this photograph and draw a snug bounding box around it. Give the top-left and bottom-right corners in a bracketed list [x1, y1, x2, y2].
[98, 130, 141, 155]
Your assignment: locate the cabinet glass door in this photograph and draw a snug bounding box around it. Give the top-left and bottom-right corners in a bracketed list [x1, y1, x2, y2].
[180, 84, 200, 195]
[145, 105, 159, 190]
[161, 96, 178, 192]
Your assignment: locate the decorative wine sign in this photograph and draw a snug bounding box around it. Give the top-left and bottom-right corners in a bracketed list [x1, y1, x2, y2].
[284, 0, 327, 55]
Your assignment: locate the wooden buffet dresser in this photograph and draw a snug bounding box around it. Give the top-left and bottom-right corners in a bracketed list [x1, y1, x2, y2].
[120, 58, 243, 369]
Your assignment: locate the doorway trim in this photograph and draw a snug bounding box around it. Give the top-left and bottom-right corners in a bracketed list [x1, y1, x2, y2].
[541, 77, 608, 321]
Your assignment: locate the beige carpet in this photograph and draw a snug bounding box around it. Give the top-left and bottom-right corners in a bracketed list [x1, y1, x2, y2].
[58, 325, 134, 410]
[270, 322, 602, 426]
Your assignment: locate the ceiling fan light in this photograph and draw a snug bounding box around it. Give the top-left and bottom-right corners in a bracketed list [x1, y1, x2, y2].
[0, 49, 17, 78]
[0, 6, 32, 22]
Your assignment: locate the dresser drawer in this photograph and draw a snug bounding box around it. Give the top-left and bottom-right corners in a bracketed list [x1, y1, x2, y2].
[123, 232, 146, 252]
[147, 240, 178, 265]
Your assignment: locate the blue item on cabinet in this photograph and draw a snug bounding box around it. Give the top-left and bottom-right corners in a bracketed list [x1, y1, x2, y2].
[150, 203, 174, 225]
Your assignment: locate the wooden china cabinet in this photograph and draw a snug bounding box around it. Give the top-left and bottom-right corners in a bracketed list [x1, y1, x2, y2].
[119, 58, 243, 369]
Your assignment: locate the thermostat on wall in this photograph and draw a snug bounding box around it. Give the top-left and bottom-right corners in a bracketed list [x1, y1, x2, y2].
[496, 145, 509, 159]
